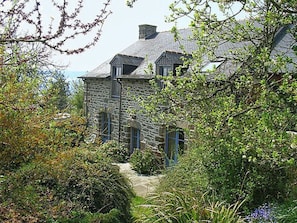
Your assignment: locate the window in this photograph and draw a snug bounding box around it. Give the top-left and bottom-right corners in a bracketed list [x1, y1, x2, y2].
[111, 66, 121, 97]
[101, 112, 111, 143]
[158, 65, 171, 88]
[165, 128, 185, 166]
[159, 65, 171, 77]
[173, 63, 187, 76]
[123, 64, 137, 74]
[130, 127, 140, 153]
[201, 61, 223, 72]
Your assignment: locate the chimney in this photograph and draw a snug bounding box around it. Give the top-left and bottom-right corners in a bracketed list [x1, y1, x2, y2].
[138, 24, 157, 39]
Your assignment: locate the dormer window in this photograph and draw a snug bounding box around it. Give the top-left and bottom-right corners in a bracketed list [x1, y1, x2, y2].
[110, 54, 144, 97]
[155, 51, 190, 88]
[159, 65, 171, 76]
[111, 66, 121, 98]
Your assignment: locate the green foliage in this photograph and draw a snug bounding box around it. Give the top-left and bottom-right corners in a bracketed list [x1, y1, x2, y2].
[0, 46, 86, 173]
[69, 79, 84, 115]
[55, 209, 122, 223]
[140, 0, 297, 214]
[45, 70, 70, 111]
[133, 149, 241, 222]
[204, 109, 297, 208]
[130, 149, 164, 175]
[131, 196, 153, 221]
[0, 47, 56, 173]
[0, 147, 134, 222]
[156, 147, 208, 195]
[134, 190, 244, 223]
[100, 140, 130, 163]
[49, 114, 87, 149]
[275, 200, 297, 222]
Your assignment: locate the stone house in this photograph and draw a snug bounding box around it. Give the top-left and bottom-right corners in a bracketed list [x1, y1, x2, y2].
[80, 24, 296, 165]
[80, 25, 198, 165]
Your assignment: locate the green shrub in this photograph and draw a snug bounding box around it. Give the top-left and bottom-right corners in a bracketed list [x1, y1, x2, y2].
[135, 150, 243, 222]
[0, 147, 134, 222]
[203, 117, 297, 209]
[134, 190, 244, 223]
[157, 147, 208, 195]
[101, 140, 130, 163]
[130, 149, 164, 175]
[275, 200, 297, 222]
[56, 209, 122, 223]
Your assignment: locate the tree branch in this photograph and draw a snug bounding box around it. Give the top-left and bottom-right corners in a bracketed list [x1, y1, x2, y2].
[0, 0, 112, 54]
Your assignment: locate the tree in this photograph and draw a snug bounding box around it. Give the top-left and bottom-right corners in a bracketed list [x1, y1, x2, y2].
[0, 0, 111, 55]
[0, 0, 112, 172]
[69, 79, 84, 114]
[0, 46, 52, 171]
[45, 70, 70, 111]
[142, 0, 297, 209]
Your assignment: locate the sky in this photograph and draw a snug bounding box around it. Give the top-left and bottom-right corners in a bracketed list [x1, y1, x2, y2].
[56, 0, 189, 73]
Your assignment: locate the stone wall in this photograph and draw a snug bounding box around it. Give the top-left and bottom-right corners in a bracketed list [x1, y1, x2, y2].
[84, 78, 165, 151]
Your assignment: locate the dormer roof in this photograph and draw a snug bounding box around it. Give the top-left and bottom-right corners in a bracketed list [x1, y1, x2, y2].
[155, 51, 189, 65]
[110, 54, 144, 67]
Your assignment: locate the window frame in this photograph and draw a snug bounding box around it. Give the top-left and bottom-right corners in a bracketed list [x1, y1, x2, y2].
[159, 65, 172, 77]
[165, 128, 185, 166]
[130, 127, 140, 153]
[101, 112, 111, 143]
[158, 65, 172, 88]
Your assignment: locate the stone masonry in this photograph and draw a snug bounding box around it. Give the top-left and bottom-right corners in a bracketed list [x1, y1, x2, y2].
[84, 77, 166, 151]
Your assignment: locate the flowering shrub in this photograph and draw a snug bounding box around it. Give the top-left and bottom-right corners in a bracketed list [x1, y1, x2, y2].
[245, 203, 276, 223]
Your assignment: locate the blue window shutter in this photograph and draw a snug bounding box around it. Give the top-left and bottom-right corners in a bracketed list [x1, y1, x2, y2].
[136, 129, 140, 149]
[165, 129, 170, 166]
[107, 113, 111, 140]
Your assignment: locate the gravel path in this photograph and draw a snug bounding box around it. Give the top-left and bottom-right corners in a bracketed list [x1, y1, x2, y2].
[116, 163, 163, 197]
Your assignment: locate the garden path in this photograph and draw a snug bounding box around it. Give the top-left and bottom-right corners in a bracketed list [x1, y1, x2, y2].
[116, 163, 163, 197]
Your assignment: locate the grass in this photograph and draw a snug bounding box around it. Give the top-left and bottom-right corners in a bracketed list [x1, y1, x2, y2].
[131, 196, 152, 222]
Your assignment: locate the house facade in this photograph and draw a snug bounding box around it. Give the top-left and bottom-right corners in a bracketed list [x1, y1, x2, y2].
[80, 25, 196, 164]
[80, 23, 297, 164]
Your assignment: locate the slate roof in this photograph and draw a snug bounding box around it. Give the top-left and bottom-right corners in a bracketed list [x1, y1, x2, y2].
[81, 24, 296, 79]
[271, 25, 297, 72]
[82, 28, 196, 79]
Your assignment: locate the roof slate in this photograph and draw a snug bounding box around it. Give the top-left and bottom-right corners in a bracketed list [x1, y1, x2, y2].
[81, 25, 296, 79]
[82, 28, 196, 79]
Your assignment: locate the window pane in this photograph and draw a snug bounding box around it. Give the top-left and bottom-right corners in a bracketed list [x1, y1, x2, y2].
[130, 127, 140, 153]
[159, 66, 171, 76]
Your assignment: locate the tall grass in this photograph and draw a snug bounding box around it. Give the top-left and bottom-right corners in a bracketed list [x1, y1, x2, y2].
[133, 190, 244, 223]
